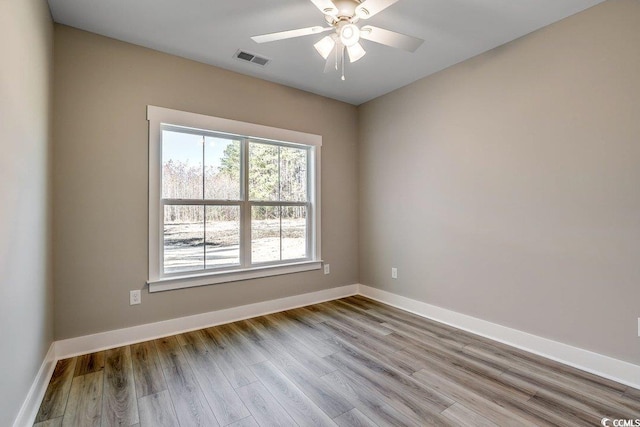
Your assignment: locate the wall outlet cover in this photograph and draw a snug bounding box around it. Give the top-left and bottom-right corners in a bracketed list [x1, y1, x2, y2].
[130, 290, 141, 305]
[324, 264, 330, 275]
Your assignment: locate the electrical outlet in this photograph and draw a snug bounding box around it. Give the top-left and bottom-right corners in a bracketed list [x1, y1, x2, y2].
[324, 264, 330, 275]
[130, 290, 141, 305]
[391, 267, 398, 279]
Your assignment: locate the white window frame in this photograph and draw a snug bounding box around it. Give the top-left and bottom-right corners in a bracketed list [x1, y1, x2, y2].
[147, 106, 322, 292]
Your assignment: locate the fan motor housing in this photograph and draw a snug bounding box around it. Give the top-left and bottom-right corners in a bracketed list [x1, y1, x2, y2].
[329, 0, 361, 21]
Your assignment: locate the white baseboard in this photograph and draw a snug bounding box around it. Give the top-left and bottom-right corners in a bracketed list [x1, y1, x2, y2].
[55, 284, 359, 359]
[17, 284, 357, 426]
[12, 342, 57, 427]
[19, 282, 639, 426]
[358, 284, 640, 390]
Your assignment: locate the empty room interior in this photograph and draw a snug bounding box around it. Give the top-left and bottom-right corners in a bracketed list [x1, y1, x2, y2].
[2, 0, 640, 425]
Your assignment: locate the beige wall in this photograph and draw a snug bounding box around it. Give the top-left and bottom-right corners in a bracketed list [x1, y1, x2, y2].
[359, 0, 640, 364]
[0, 0, 54, 424]
[52, 25, 359, 339]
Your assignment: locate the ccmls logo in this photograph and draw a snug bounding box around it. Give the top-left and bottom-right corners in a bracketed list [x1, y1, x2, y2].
[602, 418, 640, 427]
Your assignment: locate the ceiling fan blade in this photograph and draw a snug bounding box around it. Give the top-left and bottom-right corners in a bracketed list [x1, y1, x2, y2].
[360, 25, 424, 52]
[252, 26, 332, 43]
[347, 42, 366, 63]
[309, 0, 338, 16]
[355, 0, 400, 19]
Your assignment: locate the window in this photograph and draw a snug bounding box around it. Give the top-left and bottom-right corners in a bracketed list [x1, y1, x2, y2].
[147, 106, 322, 292]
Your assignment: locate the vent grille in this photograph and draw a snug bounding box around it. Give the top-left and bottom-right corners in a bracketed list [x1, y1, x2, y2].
[234, 50, 271, 67]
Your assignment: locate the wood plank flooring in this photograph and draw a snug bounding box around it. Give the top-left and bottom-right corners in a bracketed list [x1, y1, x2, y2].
[35, 296, 640, 426]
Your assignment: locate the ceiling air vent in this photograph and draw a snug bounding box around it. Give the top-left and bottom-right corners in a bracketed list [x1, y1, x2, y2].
[234, 50, 271, 67]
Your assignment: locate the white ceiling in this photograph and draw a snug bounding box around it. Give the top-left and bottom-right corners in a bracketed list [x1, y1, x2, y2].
[47, 0, 605, 105]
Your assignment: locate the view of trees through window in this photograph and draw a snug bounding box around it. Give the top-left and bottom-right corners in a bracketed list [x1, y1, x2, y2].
[161, 128, 308, 274]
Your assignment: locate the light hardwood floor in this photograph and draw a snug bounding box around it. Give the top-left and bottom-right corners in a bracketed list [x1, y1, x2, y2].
[34, 296, 640, 426]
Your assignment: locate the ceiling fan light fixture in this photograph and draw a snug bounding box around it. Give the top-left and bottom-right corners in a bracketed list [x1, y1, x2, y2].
[340, 23, 360, 47]
[314, 35, 336, 59]
[251, 0, 424, 79]
[347, 42, 366, 63]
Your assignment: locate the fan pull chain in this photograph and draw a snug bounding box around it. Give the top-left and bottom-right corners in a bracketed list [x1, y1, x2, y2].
[341, 45, 346, 81]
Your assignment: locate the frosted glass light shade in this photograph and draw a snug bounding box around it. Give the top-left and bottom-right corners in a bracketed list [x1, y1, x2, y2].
[347, 42, 366, 62]
[314, 36, 336, 59]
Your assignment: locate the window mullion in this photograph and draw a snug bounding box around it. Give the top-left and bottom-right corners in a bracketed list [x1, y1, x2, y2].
[277, 148, 282, 260]
[279, 206, 283, 261]
[307, 148, 313, 260]
[241, 139, 251, 267]
[306, 201, 312, 260]
[162, 199, 242, 206]
[249, 200, 307, 207]
[202, 136, 206, 269]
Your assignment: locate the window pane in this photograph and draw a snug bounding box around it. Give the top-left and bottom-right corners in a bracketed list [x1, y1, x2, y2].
[282, 206, 307, 260]
[205, 136, 241, 200]
[251, 206, 280, 263]
[164, 205, 204, 273]
[162, 130, 203, 199]
[206, 206, 240, 268]
[249, 142, 279, 201]
[280, 147, 307, 202]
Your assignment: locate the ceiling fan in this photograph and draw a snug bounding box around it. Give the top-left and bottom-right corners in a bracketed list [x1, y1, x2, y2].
[251, 0, 424, 80]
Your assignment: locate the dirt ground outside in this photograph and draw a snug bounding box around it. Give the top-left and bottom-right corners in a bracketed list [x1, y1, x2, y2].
[163, 219, 306, 273]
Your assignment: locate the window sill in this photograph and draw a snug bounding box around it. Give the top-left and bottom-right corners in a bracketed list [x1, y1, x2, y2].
[147, 260, 323, 293]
